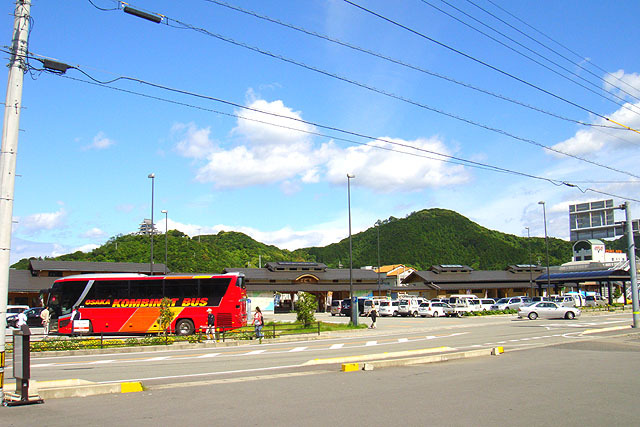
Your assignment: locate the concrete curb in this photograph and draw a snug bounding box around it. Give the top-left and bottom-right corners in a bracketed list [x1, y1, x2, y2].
[3, 379, 144, 400]
[340, 347, 504, 372]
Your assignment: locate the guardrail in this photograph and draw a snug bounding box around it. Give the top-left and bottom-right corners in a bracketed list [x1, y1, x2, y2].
[6, 321, 323, 352]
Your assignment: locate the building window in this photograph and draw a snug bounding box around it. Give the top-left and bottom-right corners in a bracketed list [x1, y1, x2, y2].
[47, 271, 63, 277]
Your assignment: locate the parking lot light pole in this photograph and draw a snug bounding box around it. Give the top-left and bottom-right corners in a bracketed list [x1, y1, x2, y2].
[148, 173, 155, 275]
[621, 202, 639, 328]
[525, 227, 533, 297]
[161, 210, 168, 274]
[538, 201, 551, 297]
[347, 174, 357, 326]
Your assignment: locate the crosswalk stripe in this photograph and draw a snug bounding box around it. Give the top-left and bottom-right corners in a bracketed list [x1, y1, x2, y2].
[290, 347, 307, 352]
[330, 343, 344, 349]
[244, 350, 266, 355]
[197, 353, 221, 358]
[365, 341, 377, 346]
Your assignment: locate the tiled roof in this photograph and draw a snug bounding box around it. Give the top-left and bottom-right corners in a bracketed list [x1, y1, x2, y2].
[29, 260, 168, 274]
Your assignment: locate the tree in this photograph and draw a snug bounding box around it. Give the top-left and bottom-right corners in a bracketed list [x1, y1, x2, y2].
[295, 292, 317, 327]
[158, 297, 174, 336]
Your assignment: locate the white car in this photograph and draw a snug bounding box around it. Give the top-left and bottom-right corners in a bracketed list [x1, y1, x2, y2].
[490, 297, 530, 311]
[479, 299, 496, 311]
[378, 300, 399, 317]
[417, 302, 449, 318]
[517, 302, 581, 320]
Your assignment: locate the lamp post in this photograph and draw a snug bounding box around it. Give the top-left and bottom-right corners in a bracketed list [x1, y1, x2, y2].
[148, 173, 155, 275]
[525, 226, 533, 297]
[161, 210, 168, 274]
[376, 220, 382, 297]
[347, 173, 357, 325]
[538, 201, 551, 297]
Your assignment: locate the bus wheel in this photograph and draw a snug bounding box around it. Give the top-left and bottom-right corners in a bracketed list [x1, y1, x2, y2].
[176, 319, 195, 336]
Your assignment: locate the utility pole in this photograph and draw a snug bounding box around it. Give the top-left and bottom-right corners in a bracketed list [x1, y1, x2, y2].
[623, 202, 639, 328]
[0, 0, 31, 401]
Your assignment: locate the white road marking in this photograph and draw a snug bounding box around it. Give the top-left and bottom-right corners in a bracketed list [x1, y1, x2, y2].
[197, 353, 220, 358]
[244, 350, 266, 355]
[329, 344, 344, 349]
[289, 347, 307, 352]
[365, 341, 377, 346]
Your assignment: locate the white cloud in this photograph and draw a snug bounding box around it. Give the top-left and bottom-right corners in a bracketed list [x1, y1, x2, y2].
[325, 138, 470, 192]
[604, 70, 640, 99]
[173, 122, 216, 159]
[174, 97, 469, 192]
[81, 227, 106, 239]
[552, 70, 640, 157]
[83, 132, 114, 150]
[17, 209, 67, 235]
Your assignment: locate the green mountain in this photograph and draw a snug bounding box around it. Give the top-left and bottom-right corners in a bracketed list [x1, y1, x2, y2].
[298, 208, 572, 270]
[12, 208, 575, 272]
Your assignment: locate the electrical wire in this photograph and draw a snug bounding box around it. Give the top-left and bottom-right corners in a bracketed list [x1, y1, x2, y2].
[199, 0, 623, 132]
[480, 0, 640, 102]
[82, 1, 640, 176]
[342, 0, 640, 135]
[22, 54, 640, 203]
[429, 0, 640, 110]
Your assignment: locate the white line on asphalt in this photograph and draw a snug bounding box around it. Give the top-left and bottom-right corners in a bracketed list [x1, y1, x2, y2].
[196, 353, 221, 358]
[145, 356, 170, 361]
[365, 341, 377, 346]
[329, 344, 344, 349]
[244, 350, 267, 355]
[289, 347, 307, 352]
[89, 359, 115, 364]
[398, 338, 409, 343]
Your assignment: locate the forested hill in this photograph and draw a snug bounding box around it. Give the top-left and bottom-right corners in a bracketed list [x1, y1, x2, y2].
[297, 209, 573, 270]
[12, 209, 575, 272]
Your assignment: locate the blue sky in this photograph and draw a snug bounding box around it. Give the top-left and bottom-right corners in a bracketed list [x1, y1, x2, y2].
[3, 0, 640, 264]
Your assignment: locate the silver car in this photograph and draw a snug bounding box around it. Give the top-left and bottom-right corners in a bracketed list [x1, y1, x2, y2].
[517, 302, 581, 320]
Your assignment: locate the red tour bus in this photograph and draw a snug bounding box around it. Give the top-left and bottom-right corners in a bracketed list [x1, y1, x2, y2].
[47, 272, 247, 335]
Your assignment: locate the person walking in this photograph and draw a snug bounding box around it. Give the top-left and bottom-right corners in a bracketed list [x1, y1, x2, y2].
[252, 307, 264, 339]
[16, 309, 29, 333]
[206, 308, 216, 341]
[369, 304, 378, 329]
[40, 306, 51, 335]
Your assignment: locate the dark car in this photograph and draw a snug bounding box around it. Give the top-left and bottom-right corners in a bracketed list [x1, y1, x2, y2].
[340, 298, 351, 317]
[7, 307, 44, 328]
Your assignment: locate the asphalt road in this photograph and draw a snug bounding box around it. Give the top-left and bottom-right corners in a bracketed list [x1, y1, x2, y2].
[3, 327, 639, 426]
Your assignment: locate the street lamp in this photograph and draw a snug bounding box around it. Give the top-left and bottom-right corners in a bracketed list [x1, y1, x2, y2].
[161, 210, 168, 274]
[347, 173, 357, 325]
[148, 173, 155, 275]
[525, 226, 533, 297]
[376, 220, 382, 297]
[538, 201, 551, 297]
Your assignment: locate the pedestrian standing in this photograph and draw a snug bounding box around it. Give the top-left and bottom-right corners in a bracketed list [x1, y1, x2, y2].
[40, 306, 51, 335]
[71, 306, 81, 335]
[206, 308, 216, 341]
[252, 307, 264, 339]
[16, 309, 29, 333]
[369, 305, 378, 329]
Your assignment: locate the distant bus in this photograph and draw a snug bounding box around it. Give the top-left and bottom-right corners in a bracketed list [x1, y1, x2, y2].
[47, 273, 247, 335]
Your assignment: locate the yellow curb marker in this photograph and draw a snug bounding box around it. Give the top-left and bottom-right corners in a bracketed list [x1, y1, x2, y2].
[492, 346, 504, 355]
[120, 381, 143, 393]
[341, 363, 360, 372]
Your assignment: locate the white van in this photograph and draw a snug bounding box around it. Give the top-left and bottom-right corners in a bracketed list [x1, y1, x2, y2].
[448, 295, 481, 312]
[378, 300, 399, 317]
[398, 297, 422, 317]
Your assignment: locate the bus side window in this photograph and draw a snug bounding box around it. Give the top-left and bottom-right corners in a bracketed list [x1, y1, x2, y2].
[199, 278, 229, 306]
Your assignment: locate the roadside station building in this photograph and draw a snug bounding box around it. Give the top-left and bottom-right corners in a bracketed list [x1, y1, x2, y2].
[224, 261, 380, 313]
[400, 264, 543, 299]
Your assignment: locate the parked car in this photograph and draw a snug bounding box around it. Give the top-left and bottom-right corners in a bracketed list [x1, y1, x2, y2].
[553, 295, 579, 308]
[340, 298, 352, 317]
[418, 301, 449, 318]
[378, 300, 399, 317]
[517, 302, 581, 320]
[330, 299, 343, 316]
[398, 298, 422, 317]
[490, 297, 531, 311]
[6, 306, 44, 328]
[479, 299, 496, 311]
[531, 296, 551, 303]
[585, 295, 607, 307]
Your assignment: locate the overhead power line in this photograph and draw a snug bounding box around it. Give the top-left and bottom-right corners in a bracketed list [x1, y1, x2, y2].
[480, 0, 640, 101]
[341, 0, 640, 135]
[200, 0, 625, 133]
[19, 50, 640, 203]
[421, 0, 640, 115]
[80, 2, 640, 179]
